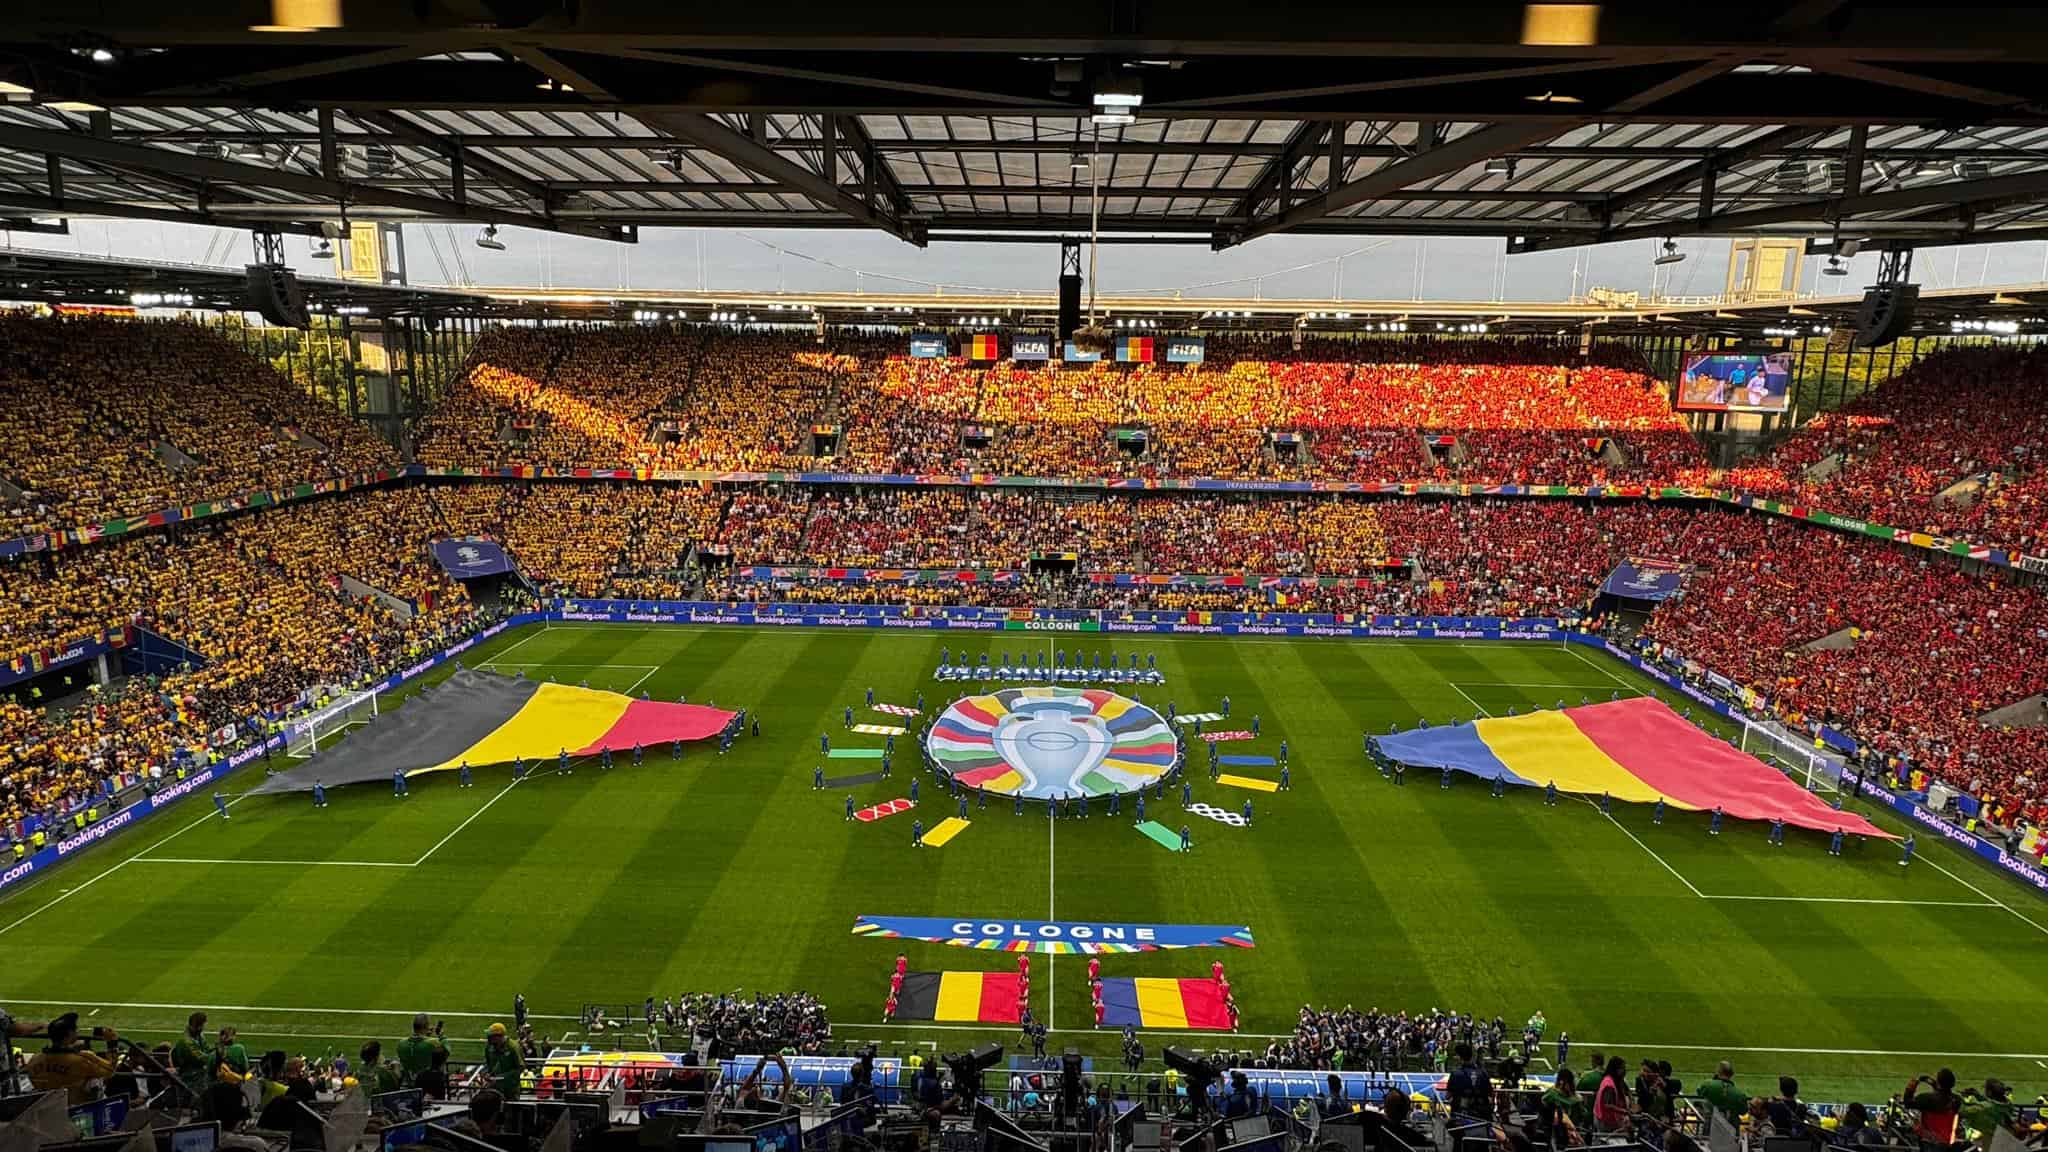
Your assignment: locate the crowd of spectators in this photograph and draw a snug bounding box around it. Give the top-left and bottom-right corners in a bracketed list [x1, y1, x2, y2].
[1754, 344, 2048, 555]
[0, 316, 397, 538]
[10, 475, 2048, 828]
[405, 327, 1701, 486]
[431, 481, 720, 599]
[1, 489, 483, 841]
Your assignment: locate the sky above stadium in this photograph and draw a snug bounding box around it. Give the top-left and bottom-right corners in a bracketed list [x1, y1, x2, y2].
[7, 218, 2048, 302]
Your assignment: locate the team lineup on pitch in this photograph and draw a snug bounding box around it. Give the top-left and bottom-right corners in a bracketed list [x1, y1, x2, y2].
[1, 621, 2044, 1103]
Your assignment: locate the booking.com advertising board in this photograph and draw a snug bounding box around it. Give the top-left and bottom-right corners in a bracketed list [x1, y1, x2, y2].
[9, 609, 2044, 900]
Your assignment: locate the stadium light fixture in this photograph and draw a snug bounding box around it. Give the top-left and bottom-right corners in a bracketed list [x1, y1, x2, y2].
[475, 225, 506, 251]
[1653, 239, 1685, 266]
[1091, 112, 1136, 126]
[311, 238, 333, 260]
[1822, 256, 1848, 277]
[1484, 157, 1516, 178]
[250, 0, 341, 30]
[1093, 70, 1144, 108]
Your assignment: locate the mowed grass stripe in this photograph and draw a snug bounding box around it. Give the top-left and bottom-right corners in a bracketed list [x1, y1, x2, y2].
[1297, 641, 1576, 1025]
[678, 632, 942, 998]
[630, 631, 877, 1002]
[4, 627, 2045, 1104]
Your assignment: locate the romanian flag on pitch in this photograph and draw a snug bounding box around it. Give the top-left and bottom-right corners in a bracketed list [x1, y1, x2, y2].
[894, 971, 1022, 1024]
[1373, 697, 1892, 837]
[1115, 335, 1154, 362]
[1098, 978, 1231, 1030]
[968, 333, 1000, 360]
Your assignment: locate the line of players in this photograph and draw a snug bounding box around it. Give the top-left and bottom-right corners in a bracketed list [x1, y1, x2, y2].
[933, 645, 1166, 685]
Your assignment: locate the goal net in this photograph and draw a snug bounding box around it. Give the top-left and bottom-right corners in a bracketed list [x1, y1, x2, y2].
[1731, 712, 1844, 796]
[285, 686, 381, 758]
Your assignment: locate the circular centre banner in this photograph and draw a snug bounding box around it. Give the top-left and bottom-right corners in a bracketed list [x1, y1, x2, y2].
[926, 687, 1177, 799]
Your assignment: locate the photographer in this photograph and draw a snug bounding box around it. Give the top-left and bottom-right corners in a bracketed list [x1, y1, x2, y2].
[396, 1014, 447, 1088]
[1961, 1079, 2023, 1150]
[1905, 1069, 1961, 1147]
[25, 1012, 119, 1104]
[171, 1011, 215, 1105]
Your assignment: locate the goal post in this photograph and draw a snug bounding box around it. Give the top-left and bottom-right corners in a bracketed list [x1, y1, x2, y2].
[285, 686, 381, 758]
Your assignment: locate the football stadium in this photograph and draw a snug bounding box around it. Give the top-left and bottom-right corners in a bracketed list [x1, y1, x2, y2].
[3, 7, 2048, 1152]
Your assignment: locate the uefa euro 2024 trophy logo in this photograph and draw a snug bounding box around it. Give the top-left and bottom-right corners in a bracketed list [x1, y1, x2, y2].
[926, 687, 1176, 799]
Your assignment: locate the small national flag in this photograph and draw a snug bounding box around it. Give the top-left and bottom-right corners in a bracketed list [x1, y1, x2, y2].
[851, 723, 907, 736]
[1115, 335, 1155, 362]
[872, 704, 921, 717]
[854, 798, 917, 822]
[968, 333, 1000, 360]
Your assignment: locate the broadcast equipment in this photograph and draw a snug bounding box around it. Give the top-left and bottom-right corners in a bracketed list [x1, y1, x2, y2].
[945, 1042, 1005, 1105]
[1163, 1047, 1220, 1117]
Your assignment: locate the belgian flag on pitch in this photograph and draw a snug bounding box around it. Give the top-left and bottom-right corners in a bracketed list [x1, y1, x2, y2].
[968, 333, 1001, 360]
[894, 971, 1022, 1023]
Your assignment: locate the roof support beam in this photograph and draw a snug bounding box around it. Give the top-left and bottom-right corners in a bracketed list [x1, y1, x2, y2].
[0, 190, 323, 234]
[1517, 166, 2048, 251]
[833, 114, 913, 218]
[1225, 121, 1330, 225]
[1602, 124, 1828, 217]
[0, 122, 628, 241]
[1218, 120, 1572, 246]
[500, 45, 620, 103]
[353, 110, 552, 205]
[637, 111, 922, 243]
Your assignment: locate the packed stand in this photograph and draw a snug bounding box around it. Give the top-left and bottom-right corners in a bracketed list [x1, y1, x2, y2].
[0, 315, 397, 539]
[1757, 345, 2048, 554]
[0, 492, 485, 840]
[431, 481, 721, 599]
[838, 355, 983, 473]
[415, 328, 705, 471]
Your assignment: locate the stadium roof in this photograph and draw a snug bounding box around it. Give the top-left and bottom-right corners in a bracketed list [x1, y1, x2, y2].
[7, 4, 2048, 252]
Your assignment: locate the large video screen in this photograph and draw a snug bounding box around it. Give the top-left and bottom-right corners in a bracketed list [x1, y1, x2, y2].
[1677, 352, 1792, 412]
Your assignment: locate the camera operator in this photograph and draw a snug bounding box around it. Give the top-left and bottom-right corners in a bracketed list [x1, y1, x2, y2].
[25, 1012, 120, 1104]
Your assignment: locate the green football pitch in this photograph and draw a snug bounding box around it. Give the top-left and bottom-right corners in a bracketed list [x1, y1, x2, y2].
[2, 622, 2044, 1103]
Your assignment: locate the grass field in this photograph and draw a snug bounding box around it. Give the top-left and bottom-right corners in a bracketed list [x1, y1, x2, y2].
[2, 622, 2044, 1103]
